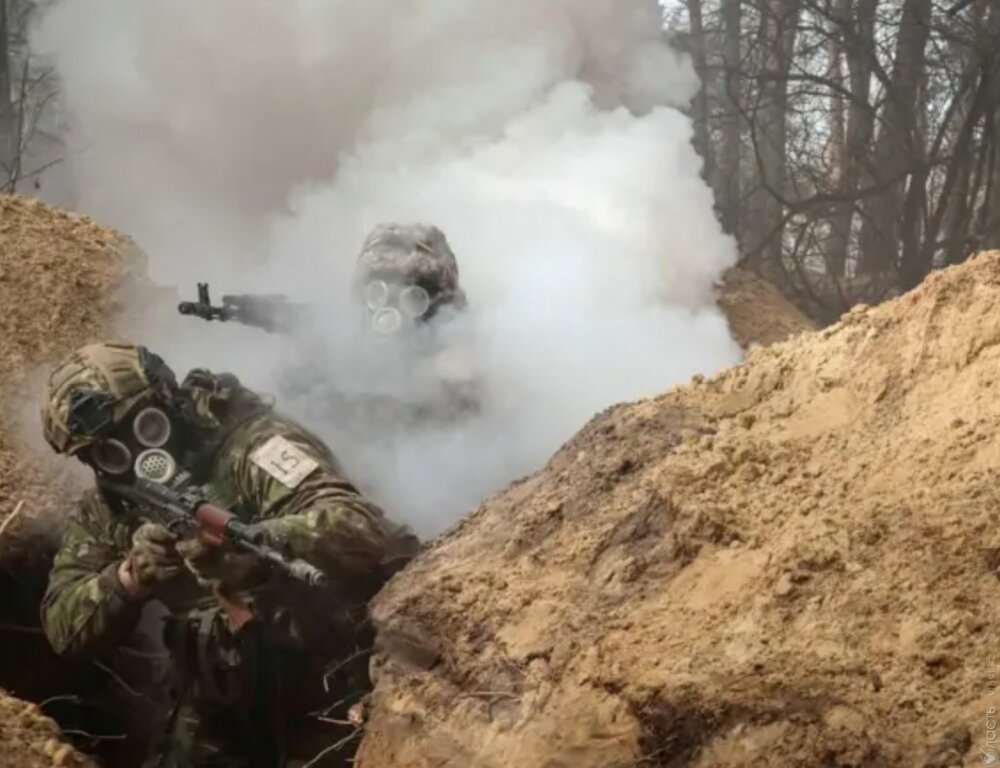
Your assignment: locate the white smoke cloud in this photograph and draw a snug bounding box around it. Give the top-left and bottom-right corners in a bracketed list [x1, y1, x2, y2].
[32, 0, 741, 534]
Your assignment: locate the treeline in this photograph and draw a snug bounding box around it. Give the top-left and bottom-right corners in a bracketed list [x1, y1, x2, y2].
[671, 0, 1000, 320]
[0, 0, 55, 193]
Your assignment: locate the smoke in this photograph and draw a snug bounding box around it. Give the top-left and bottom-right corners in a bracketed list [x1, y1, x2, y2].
[32, 0, 741, 534]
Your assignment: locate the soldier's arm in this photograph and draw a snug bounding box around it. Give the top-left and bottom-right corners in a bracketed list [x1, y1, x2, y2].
[227, 417, 420, 581]
[40, 493, 143, 658]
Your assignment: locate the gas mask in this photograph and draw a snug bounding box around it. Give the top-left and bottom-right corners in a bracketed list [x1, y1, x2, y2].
[68, 390, 187, 485]
[89, 406, 182, 484]
[362, 279, 434, 336]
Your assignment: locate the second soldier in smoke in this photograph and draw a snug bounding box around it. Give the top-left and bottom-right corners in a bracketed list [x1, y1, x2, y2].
[178, 222, 482, 431]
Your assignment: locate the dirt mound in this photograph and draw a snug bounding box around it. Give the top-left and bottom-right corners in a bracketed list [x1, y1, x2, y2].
[358, 251, 1000, 768]
[0, 193, 132, 518]
[0, 697, 97, 768]
[0, 194, 130, 766]
[717, 267, 816, 349]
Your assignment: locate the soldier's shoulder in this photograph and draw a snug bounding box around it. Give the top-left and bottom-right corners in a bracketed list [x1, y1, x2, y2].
[180, 367, 238, 389]
[218, 411, 338, 469]
[179, 367, 271, 430]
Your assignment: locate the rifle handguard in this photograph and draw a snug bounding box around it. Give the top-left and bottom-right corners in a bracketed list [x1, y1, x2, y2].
[106, 479, 328, 588]
[238, 522, 328, 587]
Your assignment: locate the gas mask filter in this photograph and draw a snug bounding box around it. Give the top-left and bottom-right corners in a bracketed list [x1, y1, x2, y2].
[89, 406, 179, 484]
[363, 280, 432, 336]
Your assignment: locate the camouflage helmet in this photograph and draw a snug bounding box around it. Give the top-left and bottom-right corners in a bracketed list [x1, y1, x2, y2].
[354, 223, 465, 305]
[41, 342, 177, 455]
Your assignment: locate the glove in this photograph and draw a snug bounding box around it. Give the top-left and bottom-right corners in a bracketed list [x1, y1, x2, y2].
[176, 536, 264, 591]
[123, 522, 185, 596]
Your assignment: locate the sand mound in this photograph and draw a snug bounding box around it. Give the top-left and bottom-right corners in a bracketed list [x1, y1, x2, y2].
[0, 194, 129, 766]
[0, 698, 96, 768]
[357, 251, 1000, 768]
[717, 267, 816, 349]
[0, 194, 132, 519]
[0, 195, 127, 372]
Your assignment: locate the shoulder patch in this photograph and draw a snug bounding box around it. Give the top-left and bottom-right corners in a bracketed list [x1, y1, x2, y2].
[250, 435, 319, 489]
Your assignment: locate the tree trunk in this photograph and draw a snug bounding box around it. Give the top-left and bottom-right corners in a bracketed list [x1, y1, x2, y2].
[940, 137, 975, 266]
[983, 3, 1000, 249]
[989, 139, 1000, 249]
[718, 0, 742, 238]
[686, 0, 713, 183]
[824, 0, 878, 277]
[0, 0, 14, 182]
[980, 106, 1000, 249]
[948, 0, 1000, 261]
[857, 0, 932, 275]
[905, 0, 1000, 281]
[745, 0, 802, 272]
[824, 0, 850, 276]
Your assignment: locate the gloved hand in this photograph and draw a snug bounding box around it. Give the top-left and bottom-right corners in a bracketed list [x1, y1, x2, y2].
[175, 537, 264, 591]
[121, 522, 185, 597]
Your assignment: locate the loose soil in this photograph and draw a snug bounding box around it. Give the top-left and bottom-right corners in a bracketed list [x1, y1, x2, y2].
[0, 194, 130, 767]
[0, 191, 904, 768]
[717, 266, 816, 349]
[358, 251, 1000, 768]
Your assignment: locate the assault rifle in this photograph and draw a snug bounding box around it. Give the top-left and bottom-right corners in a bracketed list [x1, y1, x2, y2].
[177, 282, 308, 334]
[102, 477, 327, 587]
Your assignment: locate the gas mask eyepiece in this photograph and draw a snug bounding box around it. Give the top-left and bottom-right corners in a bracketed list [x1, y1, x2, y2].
[363, 280, 434, 335]
[90, 439, 132, 475]
[398, 285, 431, 318]
[364, 280, 390, 310]
[133, 407, 172, 448]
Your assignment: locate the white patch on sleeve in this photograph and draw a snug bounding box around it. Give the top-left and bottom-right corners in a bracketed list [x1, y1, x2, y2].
[250, 435, 319, 489]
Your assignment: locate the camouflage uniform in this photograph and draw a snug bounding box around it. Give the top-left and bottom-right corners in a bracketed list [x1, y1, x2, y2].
[277, 222, 479, 447]
[347, 222, 477, 424]
[40, 345, 419, 767]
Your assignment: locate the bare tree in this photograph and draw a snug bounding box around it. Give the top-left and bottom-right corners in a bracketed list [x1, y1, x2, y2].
[718, 0, 743, 236]
[824, 0, 848, 275]
[744, 0, 802, 270]
[823, 0, 879, 278]
[0, 0, 14, 176]
[856, 0, 933, 276]
[686, 0, 714, 178]
[674, 0, 999, 319]
[0, 0, 61, 192]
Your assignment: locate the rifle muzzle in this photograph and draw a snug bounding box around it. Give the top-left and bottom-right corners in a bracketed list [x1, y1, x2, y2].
[286, 559, 328, 588]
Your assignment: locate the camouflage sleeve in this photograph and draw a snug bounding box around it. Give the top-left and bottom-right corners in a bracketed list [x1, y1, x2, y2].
[221, 415, 420, 581]
[40, 491, 142, 658]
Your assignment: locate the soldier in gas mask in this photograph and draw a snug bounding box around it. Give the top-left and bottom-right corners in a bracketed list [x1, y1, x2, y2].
[39, 341, 419, 767]
[178, 222, 480, 427]
[178, 222, 467, 341]
[340, 222, 480, 426]
[266, 222, 480, 451]
[353, 222, 467, 338]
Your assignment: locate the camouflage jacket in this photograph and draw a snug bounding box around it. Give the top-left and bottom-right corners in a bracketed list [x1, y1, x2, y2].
[40, 370, 420, 665]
